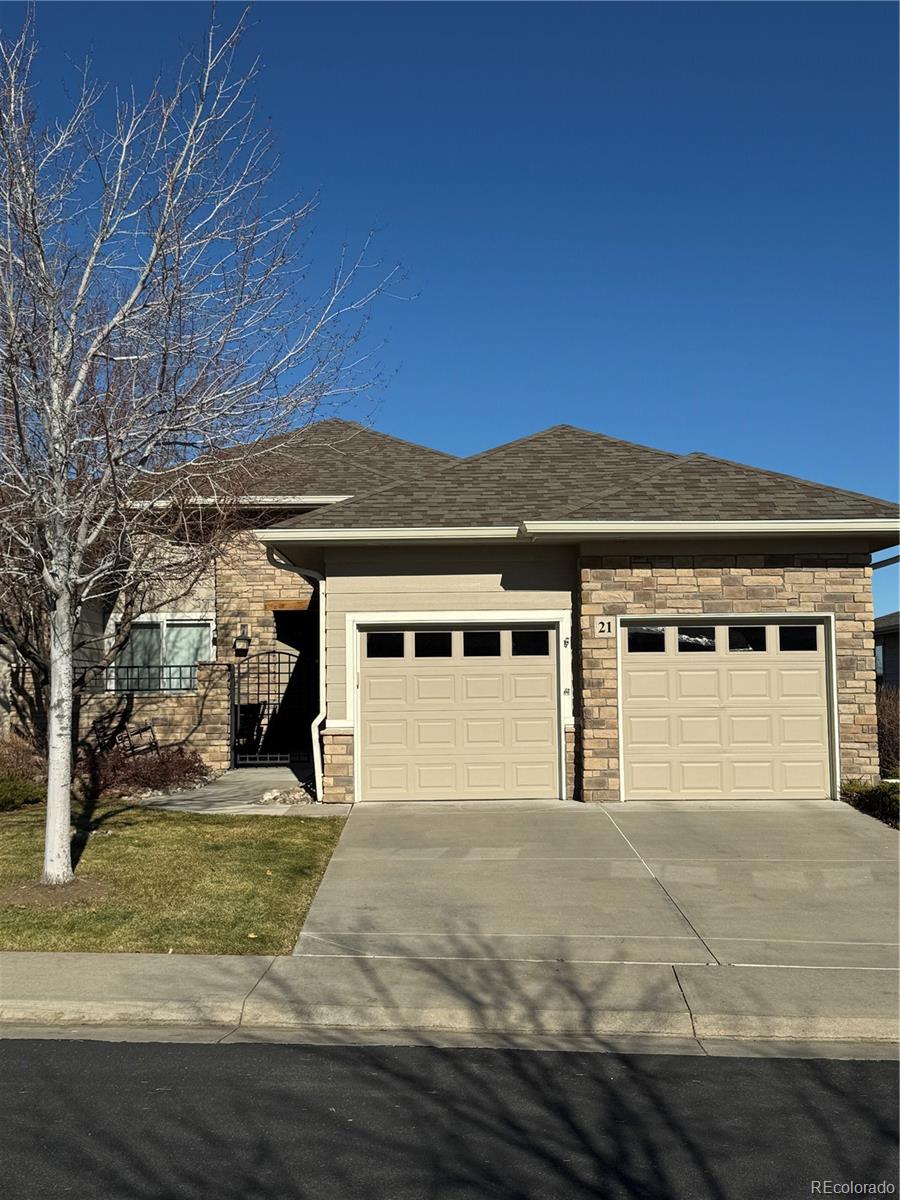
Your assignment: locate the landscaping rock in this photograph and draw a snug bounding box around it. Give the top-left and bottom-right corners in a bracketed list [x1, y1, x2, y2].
[257, 786, 315, 807]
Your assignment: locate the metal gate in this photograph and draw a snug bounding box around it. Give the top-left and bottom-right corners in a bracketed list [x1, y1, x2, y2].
[232, 651, 307, 767]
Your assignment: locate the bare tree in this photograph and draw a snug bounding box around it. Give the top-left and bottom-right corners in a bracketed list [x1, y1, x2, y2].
[0, 10, 393, 883]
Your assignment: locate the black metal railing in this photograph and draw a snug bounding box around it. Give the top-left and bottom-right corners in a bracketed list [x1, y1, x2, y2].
[104, 665, 199, 692]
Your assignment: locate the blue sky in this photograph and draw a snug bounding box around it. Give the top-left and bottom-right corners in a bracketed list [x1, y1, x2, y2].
[12, 2, 900, 609]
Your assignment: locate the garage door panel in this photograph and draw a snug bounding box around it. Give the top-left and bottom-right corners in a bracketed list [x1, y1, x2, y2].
[627, 716, 670, 747]
[415, 762, 457, 793]
[780, 713, 828, 745]
[415, 719, 456, 747]
[625, 670, 670, 700]
[365, 719, 406, 749]
[414, 675, 456, 703]
[464, 761, 506, 791]
[360, 625, 559, 801]
[622, 620, 831, 801]
[779, 669, 825, 699]
[726, 669, 773, 700]
[364, 675, 407, 705]
[680, 760, 725, 794]
[366, 763, 410, 795]
[731, 760, 777, 793]
[782, 760, 829, 794]
[628, 761, 674, 796]
[511, 673, 553, 701]
[462, 674, 503, 702]
[675, 670, 721, 701]
[512, 718, 555, 748]
[462, 718, 506, 747]
[677, 715, 721, 746]
[514, 761, 557, 790]
[728, 714, 773, 746]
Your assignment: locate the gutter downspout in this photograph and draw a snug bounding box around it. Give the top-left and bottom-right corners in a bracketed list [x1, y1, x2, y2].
[266, 548, 326, 803]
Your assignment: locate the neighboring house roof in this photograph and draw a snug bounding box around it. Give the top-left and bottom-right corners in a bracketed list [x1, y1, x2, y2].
[875, 612, 900, 637]
[264, 423, 898, 535]
[183, 418, 456, 500]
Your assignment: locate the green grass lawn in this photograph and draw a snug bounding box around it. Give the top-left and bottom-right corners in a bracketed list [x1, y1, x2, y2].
[0, 801, 346, 954]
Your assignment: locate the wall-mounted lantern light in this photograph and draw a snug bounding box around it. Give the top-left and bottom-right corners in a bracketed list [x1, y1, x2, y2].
[233, 624, 251, 656]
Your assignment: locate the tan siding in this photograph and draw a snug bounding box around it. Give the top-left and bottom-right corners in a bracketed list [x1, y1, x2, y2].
[324, 545, 575, 721]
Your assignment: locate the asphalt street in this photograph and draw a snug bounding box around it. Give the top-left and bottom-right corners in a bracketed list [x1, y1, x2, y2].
[1, 1041, 897, 1200]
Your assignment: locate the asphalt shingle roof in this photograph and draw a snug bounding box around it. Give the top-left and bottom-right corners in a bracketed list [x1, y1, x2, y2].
[193, 418, 456, 498]
[270, 423, 897, 531]
[558, 451, 900, 522]
[276, 426, 679, 529]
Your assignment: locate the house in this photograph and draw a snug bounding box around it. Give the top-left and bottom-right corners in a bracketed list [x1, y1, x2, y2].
[82, 418, 898, 803]
[875, 611, 899, 689]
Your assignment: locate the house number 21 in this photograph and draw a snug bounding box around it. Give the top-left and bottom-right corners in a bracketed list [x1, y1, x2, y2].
[594, 618, 614, 636]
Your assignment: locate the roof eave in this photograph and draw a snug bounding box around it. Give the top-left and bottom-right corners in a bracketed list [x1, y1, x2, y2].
[521, 518, 900, 539]
[255, 525, 522, 544]
[255, 517, 899, 547]
[130, 494, 352, 510]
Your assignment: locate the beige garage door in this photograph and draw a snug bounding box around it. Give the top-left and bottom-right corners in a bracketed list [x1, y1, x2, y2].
[621, 620, 832, 800]
[359, 626, 560, 801]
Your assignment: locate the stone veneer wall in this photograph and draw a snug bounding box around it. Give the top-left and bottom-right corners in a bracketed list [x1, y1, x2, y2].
[80, 662, 233, 773]
[565, 726, 576, 801]
[215, 532, 313, 655]
[321, 730, 354, 803]
[79, 533, 315, 773]
[578, 552, 878, 803]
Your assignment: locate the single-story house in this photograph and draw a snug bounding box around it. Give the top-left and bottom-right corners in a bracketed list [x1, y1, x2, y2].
[875, 611, 899, 689]
[82, 419, 899, 803]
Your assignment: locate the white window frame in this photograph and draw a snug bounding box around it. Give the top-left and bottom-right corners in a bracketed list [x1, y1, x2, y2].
[339, 608, 574, 804]
[615, 613, 840, 802]
[107, 612, 216, 693]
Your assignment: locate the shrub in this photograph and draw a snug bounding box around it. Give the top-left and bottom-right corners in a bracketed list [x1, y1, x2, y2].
[93, 745, 211, 796]
[0, 775, 45, 811]
[876, 685, 899, 779]
[0, 735, 45, 784]
[841, 779, 899, 830]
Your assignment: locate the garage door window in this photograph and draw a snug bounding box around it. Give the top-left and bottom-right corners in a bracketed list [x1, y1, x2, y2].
[627, 626, 665, 653]
[414, 630, 452, 657]
[677, 626, 716, 652]
[366, 631, 404, 658]
[728, 625, 767, 653]
[779, 625, 818, 652]
[463, 630, 501, 656]
[512, 629, 550, 656]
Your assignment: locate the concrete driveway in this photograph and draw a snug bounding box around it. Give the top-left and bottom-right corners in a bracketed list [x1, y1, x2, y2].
[277, 800, 898, 1038]
[295, 800, 898, 970]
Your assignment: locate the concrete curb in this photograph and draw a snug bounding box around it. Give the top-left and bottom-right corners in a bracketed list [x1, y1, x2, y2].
[1, 951, 897, 1043]
[0, 951, 273, 1029]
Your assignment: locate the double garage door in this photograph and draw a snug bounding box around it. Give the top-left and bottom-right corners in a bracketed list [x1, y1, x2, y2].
[359, 625, 561, 801]
[621, 619, 833, 800]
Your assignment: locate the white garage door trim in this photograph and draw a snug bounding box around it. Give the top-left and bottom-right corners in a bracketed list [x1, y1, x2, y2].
[343, 609, 573, 803]
[615, 612, 840, 801]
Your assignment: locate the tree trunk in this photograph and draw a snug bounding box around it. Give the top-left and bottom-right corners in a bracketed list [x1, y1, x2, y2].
[42, 593, 74, 885]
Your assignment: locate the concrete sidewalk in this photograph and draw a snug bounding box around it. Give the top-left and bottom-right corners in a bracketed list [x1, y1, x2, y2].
[140, 767, 351, 815]
[1, 951, 897, 1042]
